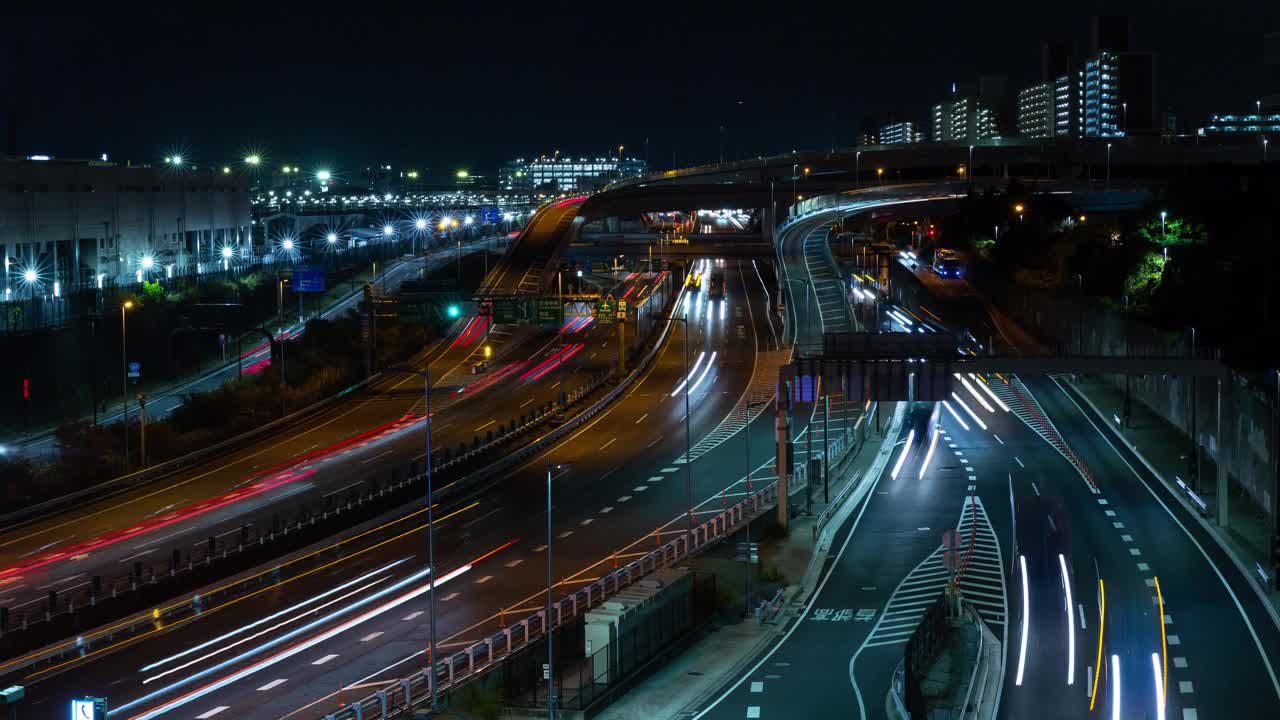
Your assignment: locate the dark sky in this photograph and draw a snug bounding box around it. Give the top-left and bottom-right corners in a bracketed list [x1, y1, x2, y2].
[7, 2, 1278, 176]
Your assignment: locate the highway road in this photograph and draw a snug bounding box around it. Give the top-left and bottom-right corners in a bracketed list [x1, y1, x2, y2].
[12, 257, 841, 720]
[686, 203, 1280, 720]
[0, 270, 659, 614]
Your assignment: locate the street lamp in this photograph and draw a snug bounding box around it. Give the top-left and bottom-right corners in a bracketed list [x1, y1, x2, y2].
[121, 300, 134, 471]
[1106, 143, 1112, 186]
[244, 154, 261, 167]
[968, 145, 974, 189]
[876, 167, 884, 185]
[855, 150, 862, 188]
[545, 460, 572, 719]
[1161, 211, 1168, 261]
[326, 232, 338, 244]
[742, 398, 770, 617]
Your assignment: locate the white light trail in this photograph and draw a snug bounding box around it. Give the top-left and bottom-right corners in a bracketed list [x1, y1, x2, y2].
[950, 393, 988, 431]
[890, 429, 916, 480]
[142, 577, 392, 685]
[918, 424, 940, 480]
[941, 401, 970, 431]
[1112, 654, 1122, 720]
[1151, 652, 1165, 720]
[687, 352, 718, 397]
[139, 560, 408, 673]
[970, 374, 1011, 412]
[119, 564, 471, 720]
[1016, 555, 1030, 685]
[1059, 553, 1075, 686]
[957, 374, 995, 413]
[671, 351, 707, 397]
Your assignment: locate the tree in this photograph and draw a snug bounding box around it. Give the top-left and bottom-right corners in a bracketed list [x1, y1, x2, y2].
[1136, 216, 1202, 249]
[1123, 251, 1167, 305]
[141, 280, 165, 303]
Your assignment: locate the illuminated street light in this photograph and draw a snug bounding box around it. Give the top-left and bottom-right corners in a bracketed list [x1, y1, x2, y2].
[316, 169, 331, 181]
[168, 154, 184, 167]
[140, 255, 155, 270]
[245, 154, 261, 166]
[22, 269, 37, 283]
[1014, 203, 1025, 214]
[463, 215, 474, 225]
[222, 166, 231, 174]
[415, 218, 428, 231]
[326, 233, 338, 243]
[282, 238, 294, 251]
[221, 246, 234, 258]
[503, 212, 514, 221]
[383, 224, 395, 236]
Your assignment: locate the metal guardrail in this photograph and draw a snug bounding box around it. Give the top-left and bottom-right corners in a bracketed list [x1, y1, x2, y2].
[957, 601, 992, 720]
[329, 480, 782, 720]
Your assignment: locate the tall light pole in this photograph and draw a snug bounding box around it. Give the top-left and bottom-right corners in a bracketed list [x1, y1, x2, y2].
[120, 300, 133, 471]
[1265, 137, 1270, 163]
[855, 151, 862, 188]
[743, 399, 769, 617]
[968, 145, 974, 191]
[1106, 143, 1112, 187]
[1161, 211, 1168, 262]
[425, 364, 438, 712]
[545, 460, 570, 719]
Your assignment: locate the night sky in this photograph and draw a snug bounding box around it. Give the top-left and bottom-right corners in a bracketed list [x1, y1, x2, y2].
[6, 2, 1278, 176]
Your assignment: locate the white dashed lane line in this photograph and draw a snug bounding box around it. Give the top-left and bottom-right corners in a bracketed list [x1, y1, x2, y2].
[403, 611, 423, 621]
[196, 708, 230, 719]
[360, 632, 384, 642]
[257, 679, 287, 691]
[312, 654, 338, 665]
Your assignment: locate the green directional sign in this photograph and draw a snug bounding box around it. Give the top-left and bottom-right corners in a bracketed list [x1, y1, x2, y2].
[491, 297, 529, 325]
[596, 298, 615, 325]
[535, 299, 563, 325]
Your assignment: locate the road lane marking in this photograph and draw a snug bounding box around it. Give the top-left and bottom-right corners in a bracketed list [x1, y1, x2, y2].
[1078, 603, 1087, 630]
[747, 708, 760, 719]
[635, 413, 648, 424]
[1014, 457, 1025, 468]
[647, 476, 663, 483]
[505, 559, 524, 568]
[1167, 634, 1180, 645]
[1031, 482, 1040, 497]
[196, 708, 230, 718]
[1130, 548, 1142, 556]
[558, 531, 573, 539]
[581, 518, 594, 526]
[441, 592, 460, 602]
[475, 420, 496, 432]
[403, 611, 423, 621]
[257, 679, 287, 691]
[1173, 657, 1187, 669]
[1121, 534, 1133, 542]
[600, 507, 614, 513]
[360, 632, 383, 642]
[312, 654, 338, 665]
[475, 576, 493, 584]
[360, 449, 394, 465]
[533, 545, 548, 552]
[1179, 680, 1194, 694]
[618, 496, 632, 502]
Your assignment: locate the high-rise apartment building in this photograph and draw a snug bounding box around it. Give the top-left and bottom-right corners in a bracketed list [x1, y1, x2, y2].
[1017, 83, 1054, 139]
[932, 91, 1000, 143]
[1079, 51, 1122, 138]
[878, 121, 922, 144]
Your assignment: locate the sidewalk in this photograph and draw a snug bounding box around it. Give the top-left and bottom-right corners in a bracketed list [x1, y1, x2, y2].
[1069, 376, 1280, 618]
[595, 404, 904, 720]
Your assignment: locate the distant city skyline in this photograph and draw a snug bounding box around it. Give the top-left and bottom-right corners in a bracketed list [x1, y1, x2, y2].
[4, 4, 1278, 172]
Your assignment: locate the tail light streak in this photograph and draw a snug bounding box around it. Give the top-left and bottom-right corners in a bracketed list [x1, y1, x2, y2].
[1059, 553, 1075, 685]
[1016, 555, 1029, 686]
[949, 393, 988, 431]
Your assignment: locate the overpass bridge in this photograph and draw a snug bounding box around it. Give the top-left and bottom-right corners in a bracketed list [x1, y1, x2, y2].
[481, 138, 1265, 295]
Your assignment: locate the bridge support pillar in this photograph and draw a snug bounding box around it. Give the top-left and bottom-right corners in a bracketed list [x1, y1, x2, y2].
[776, 404, 790, 530]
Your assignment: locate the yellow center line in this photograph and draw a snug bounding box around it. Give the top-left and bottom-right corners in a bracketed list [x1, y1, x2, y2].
[1090, 578, 1106, 711]
[1155, 576, 1167, 703]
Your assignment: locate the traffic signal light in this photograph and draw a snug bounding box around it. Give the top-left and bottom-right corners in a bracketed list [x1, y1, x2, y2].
[446, 304, 461, 318]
